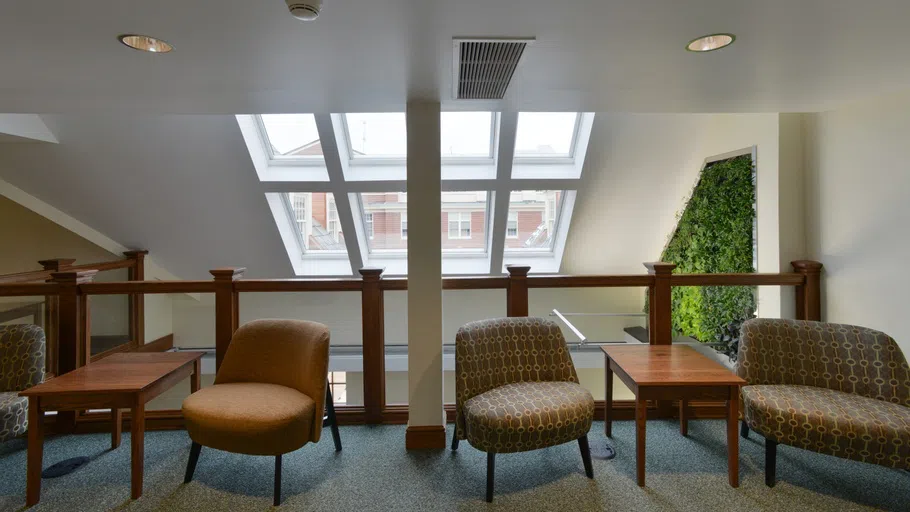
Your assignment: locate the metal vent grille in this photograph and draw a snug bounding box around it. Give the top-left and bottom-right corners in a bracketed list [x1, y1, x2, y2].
[454, 38, 533, 100]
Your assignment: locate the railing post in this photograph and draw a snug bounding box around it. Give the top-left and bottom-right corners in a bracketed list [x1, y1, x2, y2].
[360, 268, 386, 424]
[50, 269, 95, 433]
[506, 265, 531, 317]
[792, 260, 823, 321]
[644, 262, 676, 345]
[210, 268, 245, 373]
[124, 250, 148, 348]
[38, 259, 75, 376]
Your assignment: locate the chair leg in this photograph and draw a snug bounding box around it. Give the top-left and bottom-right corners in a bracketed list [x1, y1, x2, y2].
[765, 438, 777, 488]
[486, 452, 495, 503]
[578, 435, 594, 478]
[325, 386, 342, 452]
[274, 454, 282, 506]
[184, 442, 201, 484]
[740, 421, 749, 439]
[451, 432, 459, 451]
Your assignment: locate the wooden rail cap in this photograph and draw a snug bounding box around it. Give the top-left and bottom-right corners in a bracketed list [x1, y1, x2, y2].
[39, 259, 76, 271]
[505, 265, 531, 277]
[643, 262, 677, 275]
[123, 250, 149, 257]
[209, 267, 246, 280]
[359, 267, 385, 280]
[791, 260, 823, 273]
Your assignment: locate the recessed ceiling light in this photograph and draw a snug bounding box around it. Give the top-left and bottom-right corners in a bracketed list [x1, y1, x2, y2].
[118, 34, 173, 53]
[686, 33, 735, 53]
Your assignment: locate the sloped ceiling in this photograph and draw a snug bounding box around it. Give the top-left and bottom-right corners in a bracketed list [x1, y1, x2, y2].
[2, 1, 910, 113]
[0, 115, 291, 279]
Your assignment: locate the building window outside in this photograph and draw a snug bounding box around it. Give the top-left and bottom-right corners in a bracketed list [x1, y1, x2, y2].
[291, 193, 307, 235]
[448, 212, 471, 239]
[365, 213, 374, 239]
[506, 211, 518, 238]
[401, 212, 408, 239]
[328, 196, 340, 242]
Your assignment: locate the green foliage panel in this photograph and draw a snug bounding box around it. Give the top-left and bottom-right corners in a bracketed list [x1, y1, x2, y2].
[661, 154, 756, 342]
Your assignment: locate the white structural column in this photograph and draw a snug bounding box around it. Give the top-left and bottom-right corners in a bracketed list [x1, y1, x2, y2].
[405, 102, 446, 448]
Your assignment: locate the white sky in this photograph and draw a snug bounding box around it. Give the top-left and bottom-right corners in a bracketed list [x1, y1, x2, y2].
[261, 112, 578, 157]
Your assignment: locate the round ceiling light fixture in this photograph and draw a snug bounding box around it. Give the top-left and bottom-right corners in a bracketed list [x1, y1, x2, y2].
[118, 34, 174, 53]
[686, 33, 735, 52]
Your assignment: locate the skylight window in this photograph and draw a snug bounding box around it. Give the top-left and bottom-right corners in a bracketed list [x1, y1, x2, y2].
[514, 112, 580, 158]
[504, 190, 563, 251]
[260, 114, 322, 158]
[442, 191, 488, 252]
[286, 192, 348, 254]
[441, 112, 494, 158]
[344, 113, 407, 159]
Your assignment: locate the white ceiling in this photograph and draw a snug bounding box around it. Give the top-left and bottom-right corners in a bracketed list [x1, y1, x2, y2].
[1, 0, 910, 114]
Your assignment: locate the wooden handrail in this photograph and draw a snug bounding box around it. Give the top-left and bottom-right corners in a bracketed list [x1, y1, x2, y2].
[68, 259, 136, 273]
[0, 283, 61, 296]
[234, 279, 364, 292]
[0, 301, 43, 325]
[527, 275, 655, 288]
[0, 270, 55, 285]
[669, 273, 805, 286]
[379, 278, 408, 291]
[444, 277, 510, 290]
[78, 281, 217, 295]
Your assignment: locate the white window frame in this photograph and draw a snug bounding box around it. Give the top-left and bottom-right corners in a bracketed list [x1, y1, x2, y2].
[241, 112, 594, 277]
[254, 115, 326, 165]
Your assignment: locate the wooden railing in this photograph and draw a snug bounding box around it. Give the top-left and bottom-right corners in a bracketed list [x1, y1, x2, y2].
[0, 258, 822, 431]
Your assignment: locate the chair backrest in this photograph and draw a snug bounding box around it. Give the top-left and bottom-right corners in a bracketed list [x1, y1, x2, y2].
[0, 324, 46, 392]
[215, 319, 330, 442]
[737, 318, 910, 406]
[454, 317, 578, 431]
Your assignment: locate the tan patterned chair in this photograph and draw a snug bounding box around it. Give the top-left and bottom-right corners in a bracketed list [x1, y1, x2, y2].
[452, 317, 595, 502]
[737, 319, 910, 486]
[182, 319, 336, 506]
[0, 324, 46, 443]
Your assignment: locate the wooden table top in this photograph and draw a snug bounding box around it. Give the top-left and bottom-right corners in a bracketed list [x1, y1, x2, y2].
[20, 352, 204, 396]
[601, 345, 745, 387]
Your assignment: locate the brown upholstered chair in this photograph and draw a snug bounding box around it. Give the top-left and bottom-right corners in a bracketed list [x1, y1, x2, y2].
[182, 319, 338, 505]
[0, 324, 46, 443]
[737, 319, 910, 486]
[452, 317, 595, 502]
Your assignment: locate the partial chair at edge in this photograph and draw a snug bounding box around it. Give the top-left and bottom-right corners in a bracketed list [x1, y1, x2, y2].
[181, 319, 342, 506]
[737, 318, 910, 486]
[451, 317, 595, 502]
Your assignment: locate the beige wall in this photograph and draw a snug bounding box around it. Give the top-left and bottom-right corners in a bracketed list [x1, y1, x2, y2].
[804, 91, 910, 353]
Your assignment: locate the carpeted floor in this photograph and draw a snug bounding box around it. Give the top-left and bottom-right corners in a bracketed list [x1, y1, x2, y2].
[0, 420, 906, 511]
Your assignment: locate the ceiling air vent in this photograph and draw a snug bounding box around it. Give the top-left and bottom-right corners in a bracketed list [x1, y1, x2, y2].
[453, 38, 534, 100]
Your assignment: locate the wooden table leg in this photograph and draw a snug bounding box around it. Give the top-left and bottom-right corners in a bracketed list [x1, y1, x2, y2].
[130, 404, 146, 500]
[605, 360, 614, 438]
[679, 399, 688, 437]
[635, 395, 647, 487]
[112, 408, 122, 449]
[727, 387, 739, 487]
[26, 397, 44, 507]
[190, 359, 201, 393]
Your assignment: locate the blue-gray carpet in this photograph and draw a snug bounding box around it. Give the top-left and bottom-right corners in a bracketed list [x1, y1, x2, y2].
[0, 420, 906, 511]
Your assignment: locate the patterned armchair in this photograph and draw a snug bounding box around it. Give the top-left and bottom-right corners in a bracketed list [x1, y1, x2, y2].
[737, 319, 910, 486]
[452, 317, 595, 502]
[0, 324, 46, 442]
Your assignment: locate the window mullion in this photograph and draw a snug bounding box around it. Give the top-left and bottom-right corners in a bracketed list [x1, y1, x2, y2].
[488, 112, 518, 274]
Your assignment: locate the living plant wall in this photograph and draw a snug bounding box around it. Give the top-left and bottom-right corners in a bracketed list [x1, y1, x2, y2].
[659, 154, 757, 349]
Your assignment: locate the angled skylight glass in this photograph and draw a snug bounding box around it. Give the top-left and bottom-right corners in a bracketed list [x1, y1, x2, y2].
[504, 190, 563, 251]
[259, 114, 322, 158]
[441, 112, 494, 158]
[514, 112, 580, 158]
[286, 192, 348, 254]
[344, 113, 406, 159]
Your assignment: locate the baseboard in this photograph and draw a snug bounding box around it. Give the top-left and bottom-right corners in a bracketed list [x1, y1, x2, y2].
[405, 425, 447, 450]
[135, 334, 174, 353]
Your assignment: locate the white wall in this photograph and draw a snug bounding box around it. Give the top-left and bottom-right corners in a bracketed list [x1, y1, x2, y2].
[804, 90, 910, 353]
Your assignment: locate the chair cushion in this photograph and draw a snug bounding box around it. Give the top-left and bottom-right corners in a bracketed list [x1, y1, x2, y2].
[0, 392, 27, 443]
[183, 383, 315, 456]
[463, 381, 594, 453]
[743, 384, 910, 469]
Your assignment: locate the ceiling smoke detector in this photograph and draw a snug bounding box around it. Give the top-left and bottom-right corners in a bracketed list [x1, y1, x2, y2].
[286, 0, 322, 21]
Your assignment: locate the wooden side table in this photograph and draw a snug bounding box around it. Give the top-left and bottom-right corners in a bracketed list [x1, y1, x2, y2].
[20, 352, 204, 506]
[602, 345, 745, 487]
